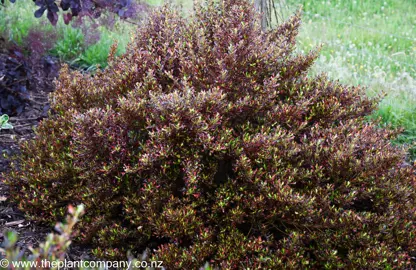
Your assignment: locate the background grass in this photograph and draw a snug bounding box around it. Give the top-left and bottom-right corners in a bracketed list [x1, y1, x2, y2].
[282, 0, 416, 161]
[0, 0, 415, 160]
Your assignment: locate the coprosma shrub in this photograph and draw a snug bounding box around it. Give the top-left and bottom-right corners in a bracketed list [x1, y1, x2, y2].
[5, 0, 416, 268]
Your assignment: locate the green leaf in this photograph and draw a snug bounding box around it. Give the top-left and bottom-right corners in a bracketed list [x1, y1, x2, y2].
[0, 114, 9, 124]
[1, 123, 13, 130]
[0, 114, 13, 130]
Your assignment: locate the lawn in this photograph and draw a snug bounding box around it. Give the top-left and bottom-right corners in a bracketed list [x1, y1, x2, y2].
[284, 0, 416, 160]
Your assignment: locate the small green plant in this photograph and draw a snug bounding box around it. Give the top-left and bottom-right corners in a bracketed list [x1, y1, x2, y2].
[0, 114, 13, 130]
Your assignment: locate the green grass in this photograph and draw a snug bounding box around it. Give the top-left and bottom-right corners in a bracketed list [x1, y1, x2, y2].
[281, 0, 416, 161]
[286, 0, 415, 78]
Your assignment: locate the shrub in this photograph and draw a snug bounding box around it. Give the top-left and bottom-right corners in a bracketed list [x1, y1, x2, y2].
[1, 204, 211, 269]
[5, 0, 416, 268]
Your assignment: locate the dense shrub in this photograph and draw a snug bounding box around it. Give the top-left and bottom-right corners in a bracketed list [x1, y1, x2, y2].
[2, 205, 201, 270]
[5, 0, 416, 268]
[1, 204, 212, 270]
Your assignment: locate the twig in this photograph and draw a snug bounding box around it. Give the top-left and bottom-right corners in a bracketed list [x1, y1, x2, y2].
[9, 117, 41, 122]
[123, 19, 141, 26]
[0, 140, 16, 143]
[0, 134, 14, 138]
[5, 220, 25, 226]
[271, 0, 279, 24]
[29, 99, 47, 106]
[12, 123, 35, 129]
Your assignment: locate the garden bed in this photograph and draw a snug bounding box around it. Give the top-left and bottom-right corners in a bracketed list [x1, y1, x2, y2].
[0, 40, 94, 261]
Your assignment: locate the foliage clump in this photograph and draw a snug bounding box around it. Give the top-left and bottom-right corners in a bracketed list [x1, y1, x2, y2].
[5, 0, 416, 268]
[0, 48, 30, 116]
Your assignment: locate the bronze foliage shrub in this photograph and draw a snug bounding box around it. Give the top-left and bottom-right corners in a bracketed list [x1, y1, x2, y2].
[4, 0, 416, 268]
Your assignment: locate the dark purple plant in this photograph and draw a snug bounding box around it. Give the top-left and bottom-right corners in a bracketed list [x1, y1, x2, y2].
[0, 48, 30, 116]
[0, 34, 58, 116]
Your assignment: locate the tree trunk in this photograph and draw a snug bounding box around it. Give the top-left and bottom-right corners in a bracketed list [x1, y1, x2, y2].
[254, 0, 268, 30]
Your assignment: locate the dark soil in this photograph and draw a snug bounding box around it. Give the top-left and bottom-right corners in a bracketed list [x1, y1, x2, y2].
[0, 40, 94, 261]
